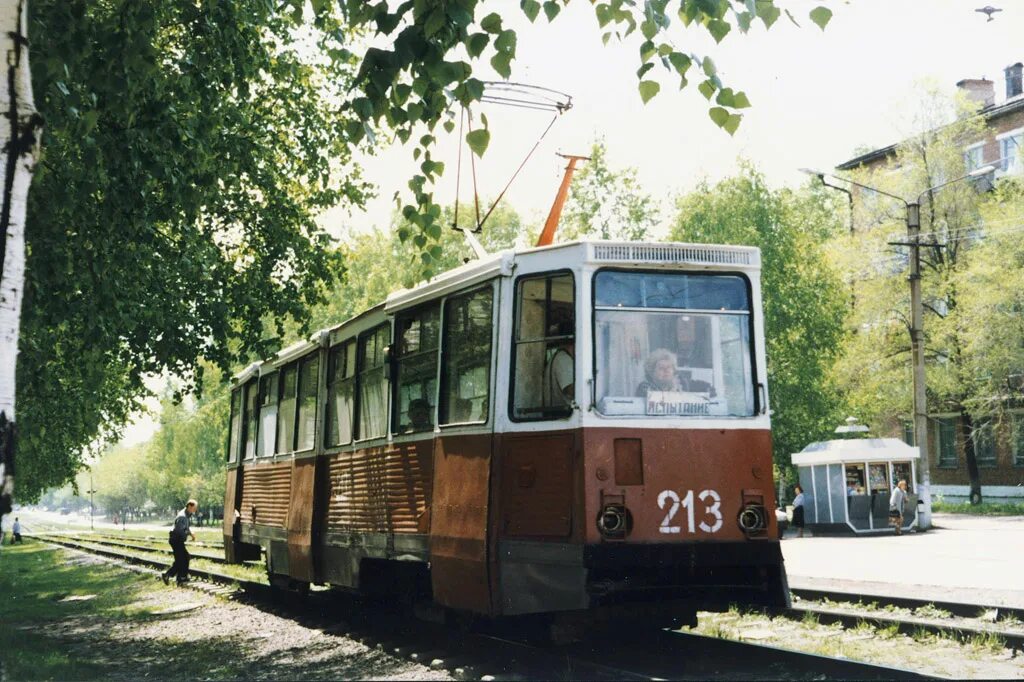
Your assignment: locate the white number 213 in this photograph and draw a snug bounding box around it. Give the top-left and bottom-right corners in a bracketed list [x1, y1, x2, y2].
[658, 489, 723, 534]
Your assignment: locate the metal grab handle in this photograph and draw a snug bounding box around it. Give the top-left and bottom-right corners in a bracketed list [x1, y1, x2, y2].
[757, 383, 767, 415]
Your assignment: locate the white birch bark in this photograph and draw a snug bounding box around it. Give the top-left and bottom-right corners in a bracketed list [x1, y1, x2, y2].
[0, 0, 41, 515]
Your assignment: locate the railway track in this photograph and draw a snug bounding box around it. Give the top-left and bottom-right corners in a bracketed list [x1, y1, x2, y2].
[37, 531, 1024, 653]
[29, 533, 932, 680]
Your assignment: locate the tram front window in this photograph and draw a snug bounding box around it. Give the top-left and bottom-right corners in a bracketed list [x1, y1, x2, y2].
[594, 271, 755, 417]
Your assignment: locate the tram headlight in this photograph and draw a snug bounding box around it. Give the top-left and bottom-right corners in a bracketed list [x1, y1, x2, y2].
[737, 504, 766, 533]
[597, 504, 632, 539]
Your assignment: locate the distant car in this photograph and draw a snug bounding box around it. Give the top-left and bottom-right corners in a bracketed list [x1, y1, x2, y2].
[59, 507, 71, 515]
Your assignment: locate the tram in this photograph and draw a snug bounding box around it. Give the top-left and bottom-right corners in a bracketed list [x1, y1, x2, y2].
[223, 239, 789, 626]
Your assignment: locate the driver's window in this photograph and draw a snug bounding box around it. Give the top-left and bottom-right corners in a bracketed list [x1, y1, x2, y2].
[511, 272, 575, 421]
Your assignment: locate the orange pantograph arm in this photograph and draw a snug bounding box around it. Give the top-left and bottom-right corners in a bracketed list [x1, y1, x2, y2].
[536, 153, 589, 247]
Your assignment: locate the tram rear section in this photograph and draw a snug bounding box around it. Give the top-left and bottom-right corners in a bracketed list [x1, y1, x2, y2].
[224, 241, 789, 627]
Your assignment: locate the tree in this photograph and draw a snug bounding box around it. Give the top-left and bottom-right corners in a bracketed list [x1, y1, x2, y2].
[14, 0, 368, 500]
[670, 164, 848, 477]
[12, 0, 834, 503]
[560, 139, 660, 241]
[338, 0, 833, 275]
[830, 86, 991, 502]
[0, 0, 42, 525]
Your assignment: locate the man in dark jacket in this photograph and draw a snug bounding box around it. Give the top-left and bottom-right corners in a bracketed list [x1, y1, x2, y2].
[162, 499, 197, 585]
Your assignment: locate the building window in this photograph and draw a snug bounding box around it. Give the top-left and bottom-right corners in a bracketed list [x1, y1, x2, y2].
[393, 304, 441, 434]
[998, 131, 1022, 175]
[357, 324, 390, 440]
[973, 418, 997, 468]
[326, 340, 356, 447]
[963, 143, 985, 173]
[1012, 414, 1024, 467]
[440, 287, 493, 425]
[902, 421, 914, 447]
[511, 272, 575, 421]
[935, 417, 957, 468]
[256, 373, 278, 458]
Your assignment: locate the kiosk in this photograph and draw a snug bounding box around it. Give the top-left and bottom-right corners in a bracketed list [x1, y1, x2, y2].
[791, 425, 919, 535]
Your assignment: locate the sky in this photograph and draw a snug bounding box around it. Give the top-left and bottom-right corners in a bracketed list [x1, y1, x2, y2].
[119, 0, 1020, 446]
[319, 0, 1022, 239]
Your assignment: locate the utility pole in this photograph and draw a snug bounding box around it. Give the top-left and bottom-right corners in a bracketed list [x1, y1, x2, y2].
[799, 165, 994, 531]
[906, 202, 932, 529]
[87, 470, 95, 531]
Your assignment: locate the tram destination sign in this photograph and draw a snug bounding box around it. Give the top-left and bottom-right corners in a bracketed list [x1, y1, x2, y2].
[646, 391, 727, 417]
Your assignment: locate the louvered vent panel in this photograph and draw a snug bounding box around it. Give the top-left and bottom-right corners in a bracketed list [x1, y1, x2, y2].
[326, 443, 431, 535]
[593, 244, 753, 266]
[239, 463, 291, 528]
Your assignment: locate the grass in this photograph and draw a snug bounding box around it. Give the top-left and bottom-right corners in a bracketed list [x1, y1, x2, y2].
[931, 500, 1024, 516]
[0, 540, 251, 680]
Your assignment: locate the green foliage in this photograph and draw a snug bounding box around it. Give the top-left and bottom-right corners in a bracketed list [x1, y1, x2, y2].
[670, 164, 848, 470]
[931, 499, 1024, 516]
[18, 1, 369, 499]
[829, 85, 1000, 433]
[329, 0, 834, 279]
[308, 202, 524, 332]
[560, 139, 660, 241]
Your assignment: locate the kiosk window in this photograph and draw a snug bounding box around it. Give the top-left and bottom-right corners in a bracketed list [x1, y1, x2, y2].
[394, 305, 440, 433]
[512, 273, 575, 420]
[440, 287, 493, 425]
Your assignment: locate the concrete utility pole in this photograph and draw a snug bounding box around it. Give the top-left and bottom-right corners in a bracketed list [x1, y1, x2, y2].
[800, 165, 994, 531]
[906, 201, 931, 529]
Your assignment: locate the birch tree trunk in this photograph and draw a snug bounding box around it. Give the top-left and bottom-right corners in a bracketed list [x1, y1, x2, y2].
[0, 0, 42, 523]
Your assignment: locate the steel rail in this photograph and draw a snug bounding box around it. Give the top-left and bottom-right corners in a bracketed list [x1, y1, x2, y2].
[33, 534, 940, 680]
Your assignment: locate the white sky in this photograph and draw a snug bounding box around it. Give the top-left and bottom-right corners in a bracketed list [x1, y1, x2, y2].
[321, 0, 1021, 237]
[121, 0, 1019, 447]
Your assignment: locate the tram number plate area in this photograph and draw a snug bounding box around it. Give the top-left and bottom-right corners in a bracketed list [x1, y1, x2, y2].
[657, 489, 724, 534]
[645, 391, 727, 417]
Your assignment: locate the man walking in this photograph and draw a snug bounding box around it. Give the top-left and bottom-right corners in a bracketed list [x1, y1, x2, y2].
[889, 479, 908, 536]
[162, 499, 197, 585]
[11, 516, 22, 543]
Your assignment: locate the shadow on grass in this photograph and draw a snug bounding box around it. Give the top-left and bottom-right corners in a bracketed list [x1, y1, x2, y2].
[0, 541, 421, 680]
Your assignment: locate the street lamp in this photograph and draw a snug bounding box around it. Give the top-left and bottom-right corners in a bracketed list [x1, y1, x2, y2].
[800, 164, 995, 531]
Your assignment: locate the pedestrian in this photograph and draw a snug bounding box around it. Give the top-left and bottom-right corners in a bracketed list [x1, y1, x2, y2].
[11, 517, 22, 544]
[791, 485, 805, 538]
[889, 479, 908, 535]
[162, 499, 197, 585]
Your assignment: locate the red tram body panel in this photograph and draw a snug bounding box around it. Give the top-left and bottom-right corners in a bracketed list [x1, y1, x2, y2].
[224, 241, 789, 622]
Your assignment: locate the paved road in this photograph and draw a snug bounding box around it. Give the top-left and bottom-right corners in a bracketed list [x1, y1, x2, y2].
[782, 512, 1024, 608]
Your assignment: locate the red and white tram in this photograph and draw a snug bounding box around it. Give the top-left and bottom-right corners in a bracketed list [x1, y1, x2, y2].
[224, 239, 788, 626]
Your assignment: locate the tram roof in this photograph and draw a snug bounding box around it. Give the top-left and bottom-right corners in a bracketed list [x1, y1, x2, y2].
[384, 239, 761, 313]
[232, 240, 761, 383]
[791, 437, 920, 466]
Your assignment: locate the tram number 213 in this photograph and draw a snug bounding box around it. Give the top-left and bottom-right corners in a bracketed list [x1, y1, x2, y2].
[657, 489, 723, 534]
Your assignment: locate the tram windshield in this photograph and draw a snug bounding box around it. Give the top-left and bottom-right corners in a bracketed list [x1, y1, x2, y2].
[594, 271, 756, 417]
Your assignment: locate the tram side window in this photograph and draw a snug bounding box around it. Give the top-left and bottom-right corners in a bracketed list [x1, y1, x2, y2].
[326, 340, 356, 446]
[394, 304, 441, 433]
[256, 373, 278, 458]
[357, 324, 390, 439]
[295, 355, 319, 451]
[242, 380, 258, 459]
[512, 273, 575, 421]
[227, 388, 242, 463]
[276, 366, 297, 453]
[440, 287, 493, 425]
